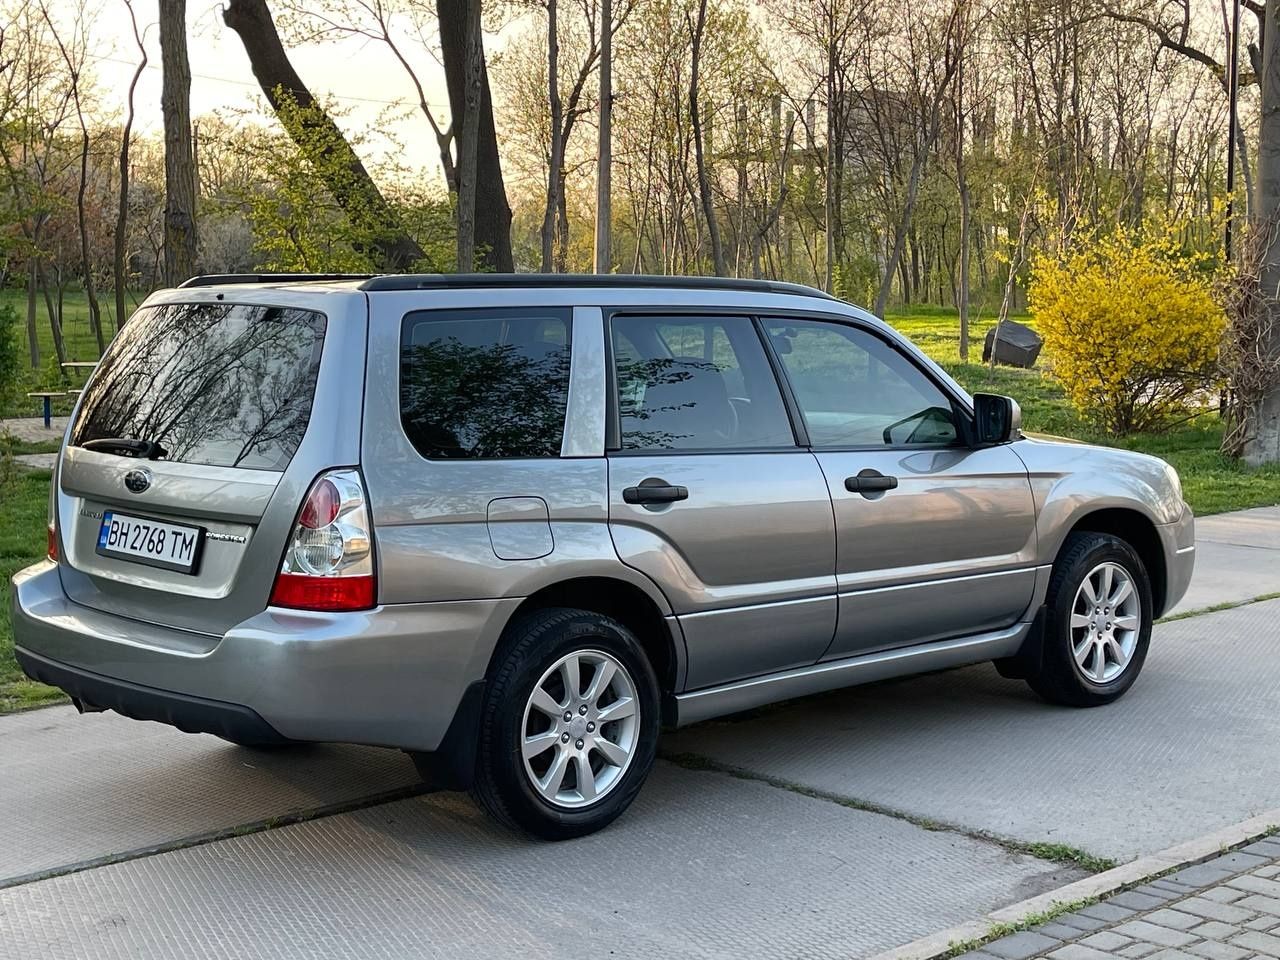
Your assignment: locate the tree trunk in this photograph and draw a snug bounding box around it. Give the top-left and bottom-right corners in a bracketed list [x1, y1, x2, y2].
[874, 154, 926, 318]
[25, 257, 39, 368]
[436, 0, 514, 272]
[594, 0, 613, 273]
[956, 73, 971, 361]
[75, 117, 105, 354]
[39, 262, 68, 368]
[540, 0, 562, 273]
[1247, 0, 1280, 464]
[455, 0, 482, 271]
[116, 0, 146, 331]
[160, 0, 198, 285]
[223, 0, 426, 271]
[689, 0, 725, 277]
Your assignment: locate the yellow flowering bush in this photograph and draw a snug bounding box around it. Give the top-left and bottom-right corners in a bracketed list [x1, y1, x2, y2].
[1029, 227, 1226, 434]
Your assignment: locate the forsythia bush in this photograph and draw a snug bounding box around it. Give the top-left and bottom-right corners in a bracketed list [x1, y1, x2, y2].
[1030, 227, 1226, 434]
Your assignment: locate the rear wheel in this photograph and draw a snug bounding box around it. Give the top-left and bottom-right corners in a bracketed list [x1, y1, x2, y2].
[1026, 531, 1152, 707]
[471, 608, 660, 840]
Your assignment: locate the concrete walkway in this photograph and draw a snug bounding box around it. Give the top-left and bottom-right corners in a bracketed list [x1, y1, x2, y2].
[1168, 506, 1280, 617]
[0, 416, 67, 444]
[1, 599, 1279, 958]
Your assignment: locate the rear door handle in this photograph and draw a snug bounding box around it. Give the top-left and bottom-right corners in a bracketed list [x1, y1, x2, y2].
[623, 478, 689, 504]
[845, 470, 898, 495]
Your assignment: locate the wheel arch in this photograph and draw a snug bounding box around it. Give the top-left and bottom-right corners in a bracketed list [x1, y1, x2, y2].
[1059, 507, 1168, 617]
[495, 576, 685, 707]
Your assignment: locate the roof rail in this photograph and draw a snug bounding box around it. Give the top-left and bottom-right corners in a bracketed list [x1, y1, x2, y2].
[178, 273, 377, 288]
[357, 273, 837, 300]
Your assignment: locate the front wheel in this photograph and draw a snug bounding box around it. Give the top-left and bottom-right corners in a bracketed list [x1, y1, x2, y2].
[471, 608, 660, 840]
[1026, 531, 1153, 707]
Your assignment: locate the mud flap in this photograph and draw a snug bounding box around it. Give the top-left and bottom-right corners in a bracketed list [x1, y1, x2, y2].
[993, 606, 1047, 680]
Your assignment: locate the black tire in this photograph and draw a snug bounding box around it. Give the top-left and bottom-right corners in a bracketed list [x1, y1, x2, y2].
[471, 607, 660, 840]
[1026, 531, 1153, 707]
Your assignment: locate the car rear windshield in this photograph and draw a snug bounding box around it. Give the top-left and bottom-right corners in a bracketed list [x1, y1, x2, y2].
[71, 302, 327, 471]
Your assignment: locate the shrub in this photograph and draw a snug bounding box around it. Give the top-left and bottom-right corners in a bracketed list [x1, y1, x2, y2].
[1029, 226, 1226, 434]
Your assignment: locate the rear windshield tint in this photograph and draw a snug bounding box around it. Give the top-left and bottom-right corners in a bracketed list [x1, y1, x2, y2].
[71, 302, 326, 471]
[399, 308, 571, 459]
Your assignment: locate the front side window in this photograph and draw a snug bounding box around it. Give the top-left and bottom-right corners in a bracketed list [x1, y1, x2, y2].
[71, 302, 326, 470]
[762, 318, 959, 448]
[611, 315, 795, 451]
[400, 309, 571, 459]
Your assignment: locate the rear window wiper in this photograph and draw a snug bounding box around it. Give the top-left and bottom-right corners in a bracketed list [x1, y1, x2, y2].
[80, 437, 169, 460]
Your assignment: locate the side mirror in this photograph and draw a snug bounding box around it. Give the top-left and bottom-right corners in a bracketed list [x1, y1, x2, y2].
[972, 394, 1022, 445]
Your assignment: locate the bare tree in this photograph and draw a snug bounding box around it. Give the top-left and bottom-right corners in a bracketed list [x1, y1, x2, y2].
[41, 0, 105, 354]
[689, 0, 725, 275]
[456, 0, 482, 270]
[222, 0, 426, 270]
[872, 0, 964, 318]
[437, 0, 515, 271]
[159, 0, 197, 285]
[115, 0, 146, 330]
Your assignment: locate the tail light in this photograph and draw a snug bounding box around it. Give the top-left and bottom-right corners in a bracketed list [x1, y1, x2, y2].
[47, 525, 58, 562]
[269, 469, 375, 612]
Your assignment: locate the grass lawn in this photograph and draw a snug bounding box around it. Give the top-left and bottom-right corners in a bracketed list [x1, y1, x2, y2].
[887, 311, 1280, 517]
[0, 460, 66, 711]
[1, 288, 127, 420]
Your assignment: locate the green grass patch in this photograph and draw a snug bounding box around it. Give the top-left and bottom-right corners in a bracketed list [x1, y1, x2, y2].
[1, 288, 124, 420]
[884, 310, 1280, 516]
[0, 465, 65, 711]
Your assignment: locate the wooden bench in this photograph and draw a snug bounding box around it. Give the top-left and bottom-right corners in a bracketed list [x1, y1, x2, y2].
[26, 391, 66, 429]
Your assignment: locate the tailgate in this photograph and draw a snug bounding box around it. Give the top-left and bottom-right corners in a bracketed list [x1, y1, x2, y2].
[56, 295, 366, 636]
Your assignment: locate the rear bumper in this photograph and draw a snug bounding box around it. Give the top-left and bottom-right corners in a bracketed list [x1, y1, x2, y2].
[15, 647, 289, 744]
[11, 561, 519, 752]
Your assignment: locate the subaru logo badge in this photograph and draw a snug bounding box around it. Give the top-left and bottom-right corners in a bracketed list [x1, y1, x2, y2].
[123, 469, 152, 494]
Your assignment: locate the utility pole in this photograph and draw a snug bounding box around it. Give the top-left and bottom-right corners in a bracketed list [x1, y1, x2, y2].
[594, 0, 612, 273]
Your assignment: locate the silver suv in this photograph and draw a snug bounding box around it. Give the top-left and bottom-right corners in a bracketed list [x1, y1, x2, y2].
[11, 275, 1195, 838]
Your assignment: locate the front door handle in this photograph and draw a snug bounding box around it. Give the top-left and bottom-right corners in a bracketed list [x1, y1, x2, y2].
[845, 470, 899, 496]
[623, 477, 689, 505]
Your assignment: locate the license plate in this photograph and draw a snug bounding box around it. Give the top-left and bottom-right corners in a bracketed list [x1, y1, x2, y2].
[96, 511, 204, 574]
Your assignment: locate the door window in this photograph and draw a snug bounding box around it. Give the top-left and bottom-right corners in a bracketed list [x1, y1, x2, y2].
[400, 309, 571, 459]
[762, 318, 959, 448]
[611, 315, 795, 451]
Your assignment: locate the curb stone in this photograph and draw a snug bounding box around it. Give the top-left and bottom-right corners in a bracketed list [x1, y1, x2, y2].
[868, 809, 1280, 960]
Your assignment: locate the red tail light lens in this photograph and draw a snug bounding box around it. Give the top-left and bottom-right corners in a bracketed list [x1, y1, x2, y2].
[269, 573, 375, 612]
[269, 470, 375, 613]
[47, 524, 58, 562]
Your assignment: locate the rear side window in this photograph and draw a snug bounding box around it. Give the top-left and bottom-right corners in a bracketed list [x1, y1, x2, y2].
[400, 308, 571, 459]
[71, 302, 326, 470]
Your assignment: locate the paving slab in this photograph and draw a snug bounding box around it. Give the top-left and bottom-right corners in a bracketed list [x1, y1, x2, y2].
[667, 598, 1280, 862]
[0, 705, 421, 882]
[0, 762, 1081, 960]
[0, 416, 67, 443]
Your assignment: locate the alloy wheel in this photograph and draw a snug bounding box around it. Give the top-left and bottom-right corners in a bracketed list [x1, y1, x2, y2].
[1069, 561, 1142, 684]
[520, 649, 640, 808]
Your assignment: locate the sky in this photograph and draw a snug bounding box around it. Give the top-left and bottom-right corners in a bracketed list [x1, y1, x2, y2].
[79, 0, 462, 178]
